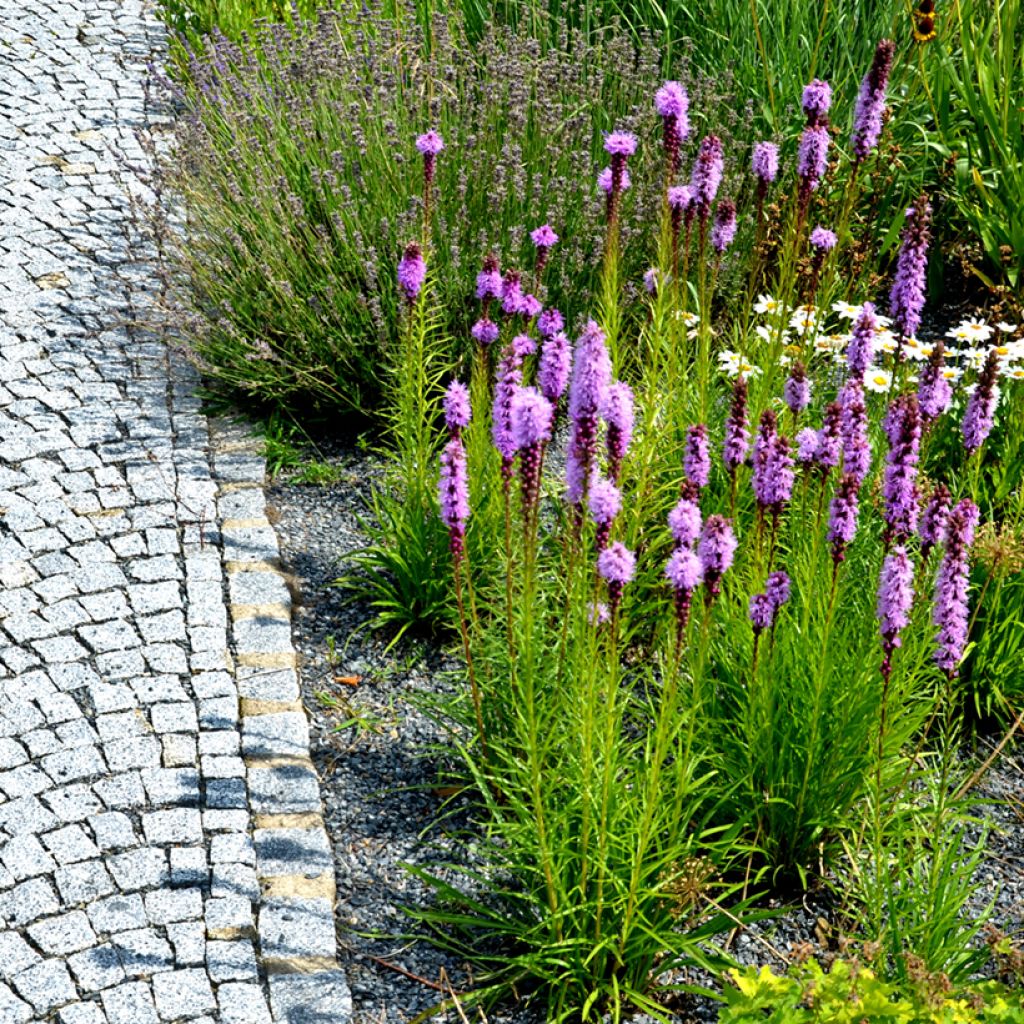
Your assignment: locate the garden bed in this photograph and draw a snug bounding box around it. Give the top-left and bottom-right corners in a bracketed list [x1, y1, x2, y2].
[266, 438, 1023, 1023]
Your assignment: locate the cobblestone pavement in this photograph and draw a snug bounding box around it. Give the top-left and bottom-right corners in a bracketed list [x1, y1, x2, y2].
[0, 2, 348, 1020]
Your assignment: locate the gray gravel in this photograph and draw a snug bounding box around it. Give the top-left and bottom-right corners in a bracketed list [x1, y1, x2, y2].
[267, 440, 1023, 1022]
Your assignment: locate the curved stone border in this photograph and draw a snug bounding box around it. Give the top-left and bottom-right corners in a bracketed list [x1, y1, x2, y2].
[208, 420, 351, 1022]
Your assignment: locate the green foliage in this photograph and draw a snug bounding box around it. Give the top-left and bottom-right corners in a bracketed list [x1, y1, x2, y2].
[721, 959, 1024, 1023]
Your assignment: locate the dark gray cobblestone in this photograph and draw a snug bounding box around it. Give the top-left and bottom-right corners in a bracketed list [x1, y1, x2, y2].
[0, 0, 345, 1019]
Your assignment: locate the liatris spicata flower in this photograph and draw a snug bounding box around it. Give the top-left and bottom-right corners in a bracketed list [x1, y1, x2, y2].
[567, 321, 612, 502]
[530, 224, 558, 274]
[588, 474, 621, 549]
[643, 268, 660, 294]
[784, 361, 811, 415]
[766, 570, 791, 610]
[723, 377, 751, 474]
[666, 546, 703, 648]
[752, 141, 779, 187]
[690, 135, 725, 221]
[797, 124, 830, 206]
[444, 380, 471, 437]
[668, 488, 702, 548]
[537, 307, 564, 339]
[656, 80, 689, 177]
[882, 394, 921, 544]
[604, 130, 637, 224]
[828, 473, 861, 564]
[521, 293, 543, 319]
[538, 331, 571, 404]
[602, 382, 634, 483]
[511, 386, 554, 519]
[667, 184, 692, 220]
[471, 317, 500, 346]
[667, 184, 693, 267]
[598, 541, 635, 614]
[501, 270, 524, 316]
[711, 200, 737, 254]
[933, 499, 979, 675]
[839, 380, 872, 483]
[846, 302, 878, 379]
[851, 39, 895, 164]
[802, 79, 832, 125]
[597, 166, 632, 195]
[815, 402, 843, 474]
[889, 197, 931, 344]
[439, 437, 469, 561]
[810, 226, 838, 251]
[962, 348, 999, 454]
[415, 130, 444, 219]
[753, 427, 795, 516]
[796, 427, 819, 463]
[492, 336, 534, 482]
[877, 545, 915, 678]
[475, 253, 503, 304]
[397, 242, 426, 304]
[919, 482, 951, 559]
[918, 340, 953, 422]
[684, 424, 711, 488]
[698, 515, 737, 604]
[750, 571, 790, 634]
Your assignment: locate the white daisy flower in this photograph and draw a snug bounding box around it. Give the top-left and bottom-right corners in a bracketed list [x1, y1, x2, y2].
[717, 350, 741, 375]
[871, 331, 898, 354]
[832, 300, 862, 320]
[956, 317, 995, 343]
[1003, 364, 1024, 380]
[961, 347, 988, 370]
[902, 337, 933, 361]
[997, 321, 1017, 334]
[754, 324, 790, 345]
[754, 294, 784, 316]
[673, 310, 700, 327]
[940, 366, 963, 382]
[864, 368, 893, 393]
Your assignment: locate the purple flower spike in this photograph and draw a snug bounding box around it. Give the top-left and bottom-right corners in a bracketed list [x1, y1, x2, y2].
[882, 394, 922, 544]
[802, 79, 832, 125]
[889, 197, 932, 343]
[669, 491, 702, 548]
[655, 80, 689, 120]
[797, 124, 830, 195]
[602, 382, 634, 482]
[397, 242, 426, 303]
[962, 348, 999, 454]
[668, 185, 693, 212]
[852, 39, 895, 163]
[723, 377, 751, 474]
[918, 341, 953, 422]
[784, 361, 811, 415]
[438, 437, 469, 561]
[684, 424, 711, 488]
[839, 380, 872, 483]
[530, 224, 558, 249]
[699, 515, 737, 604]
[711, 200, 738, 253]
[667, 545, 703, 647]
[598, 541, 635, 614]
[501, 270, 524, 316]
[933, 499, 979, 675]
[537, 307, 564, 339]
[475, 253, 503, 303]
[810, 226, 838, 251]
[919, 482, 951, 559]
[415, 130, 445, 156]
[828, 473, 861, 563]
[815, 403, 843, 474]
[566, 321, 612, 503]
[766, 570, 791, 610]
[752, 411, 795, 517]
[847, 302, 878, 379]
[878, 545, 915, 677]
[492, 339, 531, 481]
[511, 386, 553, 519]
[597, 166, 632, 194]
[444, 380, 471, 436]
[656, 81, 689, 176]
[752, 141, 779, 185]
[643, 268, 660, 294]
[588, 474, 622, 549]
[796, 427, 819, 463]
[604, 131, 638, 157]
[750, 571, 790, 634]
[690, 135, 725, 221]
[471, 318, 500, 346]
[539, 331, 572, 404]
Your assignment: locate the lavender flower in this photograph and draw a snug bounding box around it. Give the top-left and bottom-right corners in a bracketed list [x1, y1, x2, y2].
[839, 380, 872, 483]
[796, 427, 819, 463]
[752, 141, 779, 185]
[444, 380, 471, 435]
[567, 321, 612, 502]
[689, 135, 725, 221]
[723, 377, 751, 474]
[471, 317, 500, 346]
[889, 197, 932, 343]
[655, 80, 689, 175]
[878, 545, 915, 677]
[797, 124, 830, 200]
[933, 499, 979, 675]
[784, 361, 811, 415]
[475, 253, 503, 303]
[511, 386, 553, 518]
[530, 224, 558, 273]
[602, 382, 634, 482]
[917, 341, 953, 422]
[598, 541, 635, 614]
[438, 437, 469, 561]
[698, 515, 737, 603]
[847, 302, 878, 379]
[815, 402, 843, 474]
[668, 490, 702, 548]
[538, 331, 571, 403]
[802, 79, 832, 125]
[397, 242, 426, 303]
[828, 473, 861, 563]
[882, 394, 922, 544]
[962, 348, 999, 454]
[919, 482, 951, 558]
[851, 39, 895, 163]
[588, 474, 622, 549]
[684, 424, 711, 488]
[711, 200, 737, 253]
[537, 307, 564, 339]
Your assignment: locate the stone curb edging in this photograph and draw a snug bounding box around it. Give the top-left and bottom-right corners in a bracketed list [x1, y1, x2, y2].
[208, 419, 351, 1023]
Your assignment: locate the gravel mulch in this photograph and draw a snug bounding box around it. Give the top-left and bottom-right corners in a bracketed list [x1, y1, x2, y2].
[266, 437, 1024, 1024]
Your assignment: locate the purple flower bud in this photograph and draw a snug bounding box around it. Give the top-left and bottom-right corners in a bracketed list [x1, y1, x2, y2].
[723, 377, 750, 473]
[602, 382, 634, 481]
[765, 570, 791, 609]
[802, 79, 832, 124]
[567, 321, 612, 501]
[492, 338, 531, 470]
[752, 141, 779, 185]
[933, 499, 979, 675]
[828, 473, 861, 562]
[438, 437, 469, 560]
[889, 197, 931, 342]
[851, 39, 895, 163]
[796, 427, 819, 463]
[962, 348, 999, 454]
[668, 494, 702, 548]
[784, 361, 811, 414]
[878, 545, 915, 675]
[919, 482, 951, 558]
[471, 317, 500, 346]
[847, 302, 878, 379]
[711, 199, 737, 253]
[656, 81, 689, 176]
[810, 226, 838, 251]
[537, 307, 564, 338]
[521, 293, 543, 319]
[443, 380, 471, 435]
[753, 411, 795, 513]
[750, 570, 791, 633]
[698, 515, 738, 603]
[689, 135, 725, 220]
[538, 331, 571, 403]
[501, 270, 524, 316]
[397, 242, 426, 303]
[684, 424, 711, 488]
